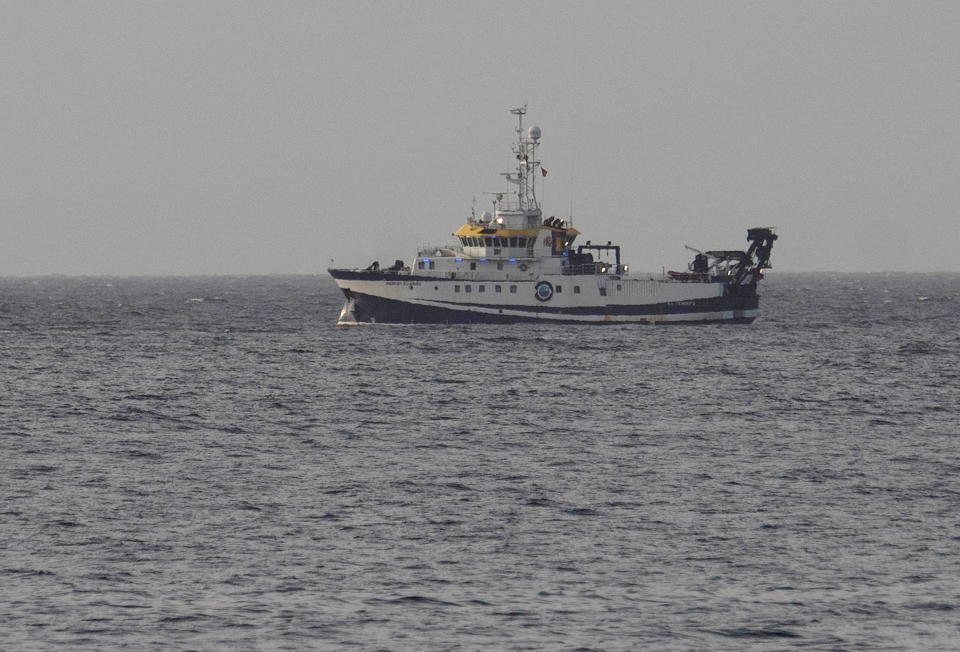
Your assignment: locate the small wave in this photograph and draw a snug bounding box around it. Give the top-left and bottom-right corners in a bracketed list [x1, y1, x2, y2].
[563, 507, 600, 516]
[122, 450, 163, 460]
[2, 568, 56, 576]
[525, 498, 558, 507]
[71, 628, 113, 635]
[906, 601, 955, 611]
[709, 627, 801, 639]
[898, 341, 940, 355]
[159, 614, 210, 623]
[87, 601, 150, 609]
[305, 512, 341, 521]
[442, 482, 475, 491]
[366, 595, 460, 607]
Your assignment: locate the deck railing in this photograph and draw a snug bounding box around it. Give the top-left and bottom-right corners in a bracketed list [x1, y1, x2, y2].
[562, 263, 628, 276]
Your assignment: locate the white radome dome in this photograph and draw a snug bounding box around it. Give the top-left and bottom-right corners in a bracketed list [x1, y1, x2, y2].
[527, 125, 541, 141]
[480, 211, 492, 222]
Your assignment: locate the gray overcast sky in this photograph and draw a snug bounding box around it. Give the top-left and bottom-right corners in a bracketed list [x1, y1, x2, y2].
[2, 1, 959, 275]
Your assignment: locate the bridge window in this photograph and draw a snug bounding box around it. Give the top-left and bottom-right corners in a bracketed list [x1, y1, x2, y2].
[478, 285, 485, 293]
[510, 237, 518, 247]
[485, 237, 494, 246]
[428, 261, 435, 270]
[574, 286, 581, 294]
[518, 237, 527, 247]
[617, 284, 622, 291]
[465, 285, 471, 293]
[495, 285, 502, 293]
[470, 262, 476, 270]
[599, 287, 607, 296]
[556, 285, 562, 293]
[510, 285, 517, 294]
[497, 262, 503, 270]
[454, 285, 461, 292]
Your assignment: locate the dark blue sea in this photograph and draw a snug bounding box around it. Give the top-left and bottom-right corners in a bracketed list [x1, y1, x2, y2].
[2, 273, 958, 650]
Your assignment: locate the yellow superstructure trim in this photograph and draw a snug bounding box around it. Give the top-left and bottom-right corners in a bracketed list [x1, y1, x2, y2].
[454, 223, 581, 238]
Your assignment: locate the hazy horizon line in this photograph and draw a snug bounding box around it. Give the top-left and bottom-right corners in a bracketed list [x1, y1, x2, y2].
[2, 270, 959, 279]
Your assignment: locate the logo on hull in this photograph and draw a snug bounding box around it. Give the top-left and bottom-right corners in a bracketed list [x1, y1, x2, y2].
[535, 281, 553, 302]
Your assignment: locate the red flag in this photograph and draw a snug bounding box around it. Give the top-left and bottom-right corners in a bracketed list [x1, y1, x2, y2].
[541, 167, 548, 177]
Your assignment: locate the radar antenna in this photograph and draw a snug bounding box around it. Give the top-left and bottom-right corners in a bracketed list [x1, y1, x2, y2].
[503, 105, 542, 223]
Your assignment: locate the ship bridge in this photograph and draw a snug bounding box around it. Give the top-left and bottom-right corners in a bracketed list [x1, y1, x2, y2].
[454, 218, 579, 259]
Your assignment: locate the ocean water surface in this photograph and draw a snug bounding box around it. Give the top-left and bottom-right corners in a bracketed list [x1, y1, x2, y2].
[2, 273, 958, 650]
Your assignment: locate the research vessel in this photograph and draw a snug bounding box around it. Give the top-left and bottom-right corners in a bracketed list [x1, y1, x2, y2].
[329, 107, 776, 324]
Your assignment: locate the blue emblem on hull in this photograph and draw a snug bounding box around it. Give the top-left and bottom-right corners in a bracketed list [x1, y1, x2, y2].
[535, 281, 553, 302]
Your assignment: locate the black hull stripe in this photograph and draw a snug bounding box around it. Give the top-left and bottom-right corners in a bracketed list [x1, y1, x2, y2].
[422, 294, 758, 316]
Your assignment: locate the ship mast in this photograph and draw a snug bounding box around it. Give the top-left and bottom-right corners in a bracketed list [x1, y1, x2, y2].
[502, 106, 542, 226]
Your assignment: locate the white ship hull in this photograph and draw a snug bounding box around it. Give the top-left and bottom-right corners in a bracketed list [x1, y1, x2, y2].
[330, 272, 760, 324]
